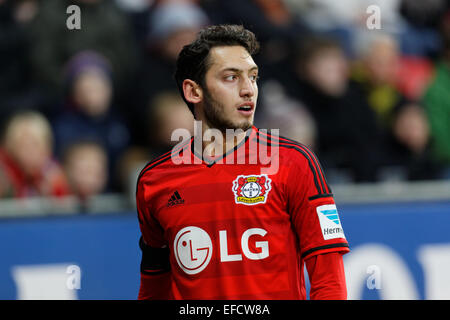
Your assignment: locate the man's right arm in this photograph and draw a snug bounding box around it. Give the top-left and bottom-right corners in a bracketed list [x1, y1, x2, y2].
[138, 237, 172, 300]
[136, 173, 172, 300]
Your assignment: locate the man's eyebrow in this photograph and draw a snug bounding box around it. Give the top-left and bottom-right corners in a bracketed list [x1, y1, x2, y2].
[221, 66, 259, 73]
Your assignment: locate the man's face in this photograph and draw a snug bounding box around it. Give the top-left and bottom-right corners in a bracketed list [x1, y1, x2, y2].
[200, 46, 258, 132]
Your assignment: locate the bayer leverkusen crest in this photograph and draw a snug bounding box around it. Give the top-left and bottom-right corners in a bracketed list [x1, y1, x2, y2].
[232, 174, 272, 205]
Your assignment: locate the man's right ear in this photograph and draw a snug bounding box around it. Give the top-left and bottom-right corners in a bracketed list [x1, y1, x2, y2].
[182, 79, 203, 105]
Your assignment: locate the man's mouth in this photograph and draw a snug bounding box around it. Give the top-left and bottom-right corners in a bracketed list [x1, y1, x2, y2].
[237, 102, 255, 115]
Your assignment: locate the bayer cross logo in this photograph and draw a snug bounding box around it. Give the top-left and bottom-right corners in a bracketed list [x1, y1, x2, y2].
[173, 226, 213, 275]
[241, 182, 261, 198]
[232, 174, 272, 205]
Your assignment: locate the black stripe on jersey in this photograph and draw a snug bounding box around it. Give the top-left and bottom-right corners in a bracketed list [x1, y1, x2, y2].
[282, 144, 322, 196]
[308, 193, 334, 201]
[279, 135, 331, 194]
[301, 243, 349, 259]
[257, 131, 332, 195]
[139, 236, 170, 275]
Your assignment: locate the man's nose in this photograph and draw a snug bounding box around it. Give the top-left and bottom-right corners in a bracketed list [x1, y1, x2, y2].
[240, 77, 255, 98]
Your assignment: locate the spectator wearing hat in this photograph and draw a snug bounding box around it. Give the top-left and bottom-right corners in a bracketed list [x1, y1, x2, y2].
[51, 50, 131, 192]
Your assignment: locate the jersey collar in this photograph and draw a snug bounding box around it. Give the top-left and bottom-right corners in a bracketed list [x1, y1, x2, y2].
[190, 126, 257, 167]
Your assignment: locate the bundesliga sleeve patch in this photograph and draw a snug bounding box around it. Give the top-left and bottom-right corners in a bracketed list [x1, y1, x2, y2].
[316, 204, 346, 240]
[232, 174, 272, 205]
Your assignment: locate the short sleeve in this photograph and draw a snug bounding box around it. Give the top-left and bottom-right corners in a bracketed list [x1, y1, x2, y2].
[136, 173, 171, 275]
[287, 150, 349, 260]
[136, 174, 167, 248]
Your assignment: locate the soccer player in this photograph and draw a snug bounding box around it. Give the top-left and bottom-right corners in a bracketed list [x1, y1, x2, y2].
[136, 25, 350, 299]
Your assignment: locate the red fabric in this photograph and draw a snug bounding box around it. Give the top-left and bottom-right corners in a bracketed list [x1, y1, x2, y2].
[396, 56, 433, 100]
[306, 252, 347, 300]
[138, 272, 173, 300]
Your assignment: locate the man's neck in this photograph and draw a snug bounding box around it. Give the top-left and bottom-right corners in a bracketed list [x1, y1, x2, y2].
[199, 125, 250, 160]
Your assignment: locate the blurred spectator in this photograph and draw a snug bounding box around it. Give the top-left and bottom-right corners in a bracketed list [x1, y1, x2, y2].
[27, 0, 139, 112]
[256, 80, 317, 149]
[52, 51, 131, 191]
[423, 10, 450, 174]
[0, 111, 70, 198]
[351, 33, 407, 129]
[288, 36, 385, 182]
[147, 91, 194, 156]
[62, 140, 108, 202]
[351, 33, 437, 180]
[384, 103, 441, 180]
[393, 104, 430, 155]
[132, 0, 208, 146]
[113, 90, 194, 196]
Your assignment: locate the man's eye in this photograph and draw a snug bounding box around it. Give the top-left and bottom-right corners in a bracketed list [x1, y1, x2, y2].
[224, 75, 237, 81]
[250, 75, 259, 82]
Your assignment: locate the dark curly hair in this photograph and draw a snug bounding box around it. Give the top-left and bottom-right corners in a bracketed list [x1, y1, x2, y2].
[174, 24, 260, 114]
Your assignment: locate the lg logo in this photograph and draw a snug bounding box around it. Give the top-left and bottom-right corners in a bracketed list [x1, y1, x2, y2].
[173, 226, 269, 275]
[174, 226, 213, 275]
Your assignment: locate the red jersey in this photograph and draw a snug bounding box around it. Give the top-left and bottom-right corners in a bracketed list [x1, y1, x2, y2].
[136, 127, 349, 299]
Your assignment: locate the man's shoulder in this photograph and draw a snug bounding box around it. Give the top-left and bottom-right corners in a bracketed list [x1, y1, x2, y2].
[254, 129, 318, 165]
[137, 150, 178, 180]
[136, 140, 194, 186]
[254, 129, 331, 194]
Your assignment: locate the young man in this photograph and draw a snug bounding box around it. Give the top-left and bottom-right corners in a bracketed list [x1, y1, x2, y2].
[136, 25, 349, 299]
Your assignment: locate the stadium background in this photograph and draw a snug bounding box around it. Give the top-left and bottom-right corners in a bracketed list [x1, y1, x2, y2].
[1, 0, 450, 300]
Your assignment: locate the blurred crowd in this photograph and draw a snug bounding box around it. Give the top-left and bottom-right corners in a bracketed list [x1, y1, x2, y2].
[1, 0, 450, 203]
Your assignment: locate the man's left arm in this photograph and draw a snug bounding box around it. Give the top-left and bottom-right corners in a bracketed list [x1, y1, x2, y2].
[305, 252, 347, 300]
[285, 145, 350, 299]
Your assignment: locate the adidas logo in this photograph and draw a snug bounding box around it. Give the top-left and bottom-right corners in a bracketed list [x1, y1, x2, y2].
[167, 191, 185, 207]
